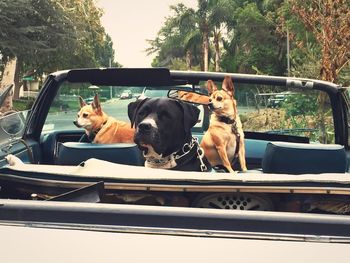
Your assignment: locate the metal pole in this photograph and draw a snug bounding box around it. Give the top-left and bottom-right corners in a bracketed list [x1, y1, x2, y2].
[109, 58, 112, 99]
[286, 28, 290, 77]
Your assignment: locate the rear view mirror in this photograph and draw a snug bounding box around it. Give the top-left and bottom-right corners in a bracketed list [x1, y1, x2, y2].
[167, 89, 210, 105]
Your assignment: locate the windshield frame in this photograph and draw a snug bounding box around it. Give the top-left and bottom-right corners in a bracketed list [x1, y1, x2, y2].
[24, 68, 346, 146]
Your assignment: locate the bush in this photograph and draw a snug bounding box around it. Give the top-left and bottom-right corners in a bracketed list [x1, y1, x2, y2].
[13, 99, 35, 111]
[281, 94, 317, 117]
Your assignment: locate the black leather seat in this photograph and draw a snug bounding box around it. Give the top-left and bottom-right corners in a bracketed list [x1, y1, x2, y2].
[55, 142, 144, 166]
[262, 141, 347, 174]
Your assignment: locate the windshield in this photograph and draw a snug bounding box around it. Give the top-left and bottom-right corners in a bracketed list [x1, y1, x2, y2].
[43, 80, 334, 144]
[43, 82, 206, 133]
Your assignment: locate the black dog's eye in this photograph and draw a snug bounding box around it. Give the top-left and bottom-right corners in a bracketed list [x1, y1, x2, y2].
[138, 107, 150, 118]
[138, 110, 146, 117]
[159, 110, 171, 119]
[82, 113, 89, 118]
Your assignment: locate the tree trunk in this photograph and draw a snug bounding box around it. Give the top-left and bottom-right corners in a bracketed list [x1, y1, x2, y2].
[214, 31, 220, 72]
[202, 23, 209, 72]
[0, 58, 16, 113]
[186, 50, 192, 70]
[14, 59, 22, 100]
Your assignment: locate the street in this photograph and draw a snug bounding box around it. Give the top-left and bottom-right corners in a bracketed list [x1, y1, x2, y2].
[44, 98, 135, 132]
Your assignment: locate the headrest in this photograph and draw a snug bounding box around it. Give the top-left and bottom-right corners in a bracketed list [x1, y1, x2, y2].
[262, 141, 347, 174]
[55, 142, 144, 166]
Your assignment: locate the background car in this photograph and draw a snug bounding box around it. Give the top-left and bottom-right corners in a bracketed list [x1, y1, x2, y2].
[120, 89, 133, 99]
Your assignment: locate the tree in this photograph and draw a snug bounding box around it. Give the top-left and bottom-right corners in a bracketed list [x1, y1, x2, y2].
[197, 0, 231, 71]
[0, 0, 74, 97]
[289, 0, 350, 83]
[0, 0, 118, 99]
[282, 0, 350, 143]
[197, 0, 210, 71]
[0, 0, 69, 61]
[205, 0, 235, 71]
[221, 2, 286, 75]
[174, 5, 201, 70]
[147, 4, 201, 70]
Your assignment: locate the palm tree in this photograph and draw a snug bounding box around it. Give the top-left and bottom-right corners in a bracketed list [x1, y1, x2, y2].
[197, 0, 235, 71]
[146, 4, 201, 70]
[197, 0, 210, 71]
[174, 5, 201, 70]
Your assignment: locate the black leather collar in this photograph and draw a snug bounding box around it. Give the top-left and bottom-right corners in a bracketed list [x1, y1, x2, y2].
[88, 120, 107, 142]
[217, 115, 235, 124]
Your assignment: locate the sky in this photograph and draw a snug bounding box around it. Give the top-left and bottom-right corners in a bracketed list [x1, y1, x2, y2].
[97, 0, 197, 67]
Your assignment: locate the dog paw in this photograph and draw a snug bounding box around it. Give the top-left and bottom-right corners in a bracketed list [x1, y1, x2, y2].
[5, 154, 23, 166]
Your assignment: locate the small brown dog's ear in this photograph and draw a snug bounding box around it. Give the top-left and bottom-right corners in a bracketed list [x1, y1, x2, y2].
[79, 96, 87, 108]
[222, 76, 234, 97]
[207, 80, 218, 95]
[92, 94, 102, 115]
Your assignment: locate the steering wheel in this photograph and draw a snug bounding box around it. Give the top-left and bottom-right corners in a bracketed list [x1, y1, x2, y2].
[79, 133, 92, 143]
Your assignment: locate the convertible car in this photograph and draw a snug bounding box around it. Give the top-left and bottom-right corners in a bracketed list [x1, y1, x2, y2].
[1, 68, 350, 259]
[0, 68, 349, 213]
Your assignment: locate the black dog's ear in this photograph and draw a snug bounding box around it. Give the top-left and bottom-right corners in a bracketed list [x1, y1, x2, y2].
[128, 98, 150, 128]
[175, 100, 200, 132]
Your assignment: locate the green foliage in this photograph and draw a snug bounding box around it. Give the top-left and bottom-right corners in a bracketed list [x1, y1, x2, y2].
[281, 93, 317, 117]
[0, 0, 119, 78]
[149, 0, 287, 74]
[13, 98, 34, 111]
[276, 2, 321, 79]
[221, 2, 286, 75]
[147, 4, 201, 69]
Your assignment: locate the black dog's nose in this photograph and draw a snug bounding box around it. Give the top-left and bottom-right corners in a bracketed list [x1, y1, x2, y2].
[138, 122, 152, 133]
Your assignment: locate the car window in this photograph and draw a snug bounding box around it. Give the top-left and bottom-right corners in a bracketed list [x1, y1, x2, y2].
[235, 83, 334, 144]
[43, 81, 334, 144]
[43, 82, 205, 133]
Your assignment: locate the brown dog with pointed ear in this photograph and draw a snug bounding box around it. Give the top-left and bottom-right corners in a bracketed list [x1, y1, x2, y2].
[73, 94, 135, 144]
[200, 76, 247, 173]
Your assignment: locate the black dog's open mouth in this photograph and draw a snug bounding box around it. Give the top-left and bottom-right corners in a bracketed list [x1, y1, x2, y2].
[134, 132, 164, 156]
[139, 143, 150, 155]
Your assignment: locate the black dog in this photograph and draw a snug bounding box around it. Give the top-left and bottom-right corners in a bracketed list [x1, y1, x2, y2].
[128, 97, 210, 172]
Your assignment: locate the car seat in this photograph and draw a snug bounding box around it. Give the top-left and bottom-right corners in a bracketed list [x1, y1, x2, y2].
[262, 141, 347, 174]
[55, 142, 144, 166]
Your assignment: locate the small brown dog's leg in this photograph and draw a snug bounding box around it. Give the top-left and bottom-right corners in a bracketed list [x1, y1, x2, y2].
[216, 145, 235, 173]
[239, 150, 247, 172]
[239, 139, 247, 172]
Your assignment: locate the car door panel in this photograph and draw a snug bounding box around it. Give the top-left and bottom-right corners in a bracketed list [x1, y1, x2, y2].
[0, 138, 41, 166]
[40, 130, 85, 164]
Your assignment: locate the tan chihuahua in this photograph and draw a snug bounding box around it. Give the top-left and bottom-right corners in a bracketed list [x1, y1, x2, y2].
[74, 94, 135, 144]
[200, 76, 247, 173]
